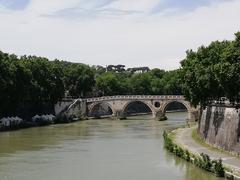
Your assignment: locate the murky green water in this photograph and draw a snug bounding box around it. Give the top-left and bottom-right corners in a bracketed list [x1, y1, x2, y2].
[0, 112, 222, 180]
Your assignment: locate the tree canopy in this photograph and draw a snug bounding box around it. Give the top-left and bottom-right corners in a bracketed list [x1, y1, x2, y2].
[180, 32, 240, 106]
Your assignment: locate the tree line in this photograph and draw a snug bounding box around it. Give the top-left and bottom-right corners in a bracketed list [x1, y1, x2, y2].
[0, 51, 182, 118]
[1, 31, 239, 117]
[94, 68, 182, 96]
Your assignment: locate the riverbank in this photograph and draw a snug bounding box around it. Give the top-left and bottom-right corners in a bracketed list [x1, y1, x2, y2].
[0, 116, 87, 132]
[165, 127, 240, 179]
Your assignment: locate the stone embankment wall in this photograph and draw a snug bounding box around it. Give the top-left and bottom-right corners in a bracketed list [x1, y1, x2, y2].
[55, 99, 87, 119]
[54, 99, 73, 116]
[198, 105, 240, 153]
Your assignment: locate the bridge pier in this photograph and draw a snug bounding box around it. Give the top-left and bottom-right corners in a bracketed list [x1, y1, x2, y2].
[154, 110, 167, 121]
[114, 110, 127, 120]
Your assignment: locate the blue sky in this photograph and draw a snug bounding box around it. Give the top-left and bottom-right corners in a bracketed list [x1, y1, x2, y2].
[0, 0, 29, 10]
[0, 0, 230, 15]
[0, 0, 239, 69]
[154, 0, 212, 12]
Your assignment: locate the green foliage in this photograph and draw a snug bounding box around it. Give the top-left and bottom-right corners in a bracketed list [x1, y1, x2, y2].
[22, 56, 65, 103]
[130, 73, 152, 95]
[163, 131, 225, 177]
[0, 51, 95, 118]
[96, 72, 121, 96]
[64, 63, 95, 98]
[212, 159, 225, 177]
[199, 153, 212, 171]
[94, 69, 183, 96]
[163, 131, 174, 152]
[180, 32, 240, 106]
[0, 49, 184, 118]
[184, 150, 191, 161]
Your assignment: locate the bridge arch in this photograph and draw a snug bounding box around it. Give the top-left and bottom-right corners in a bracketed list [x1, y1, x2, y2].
[122, 100, 155, 118]
[161, 100, 191, 113]
[160, 100, 193, 121]
[88, 102, 115, 118]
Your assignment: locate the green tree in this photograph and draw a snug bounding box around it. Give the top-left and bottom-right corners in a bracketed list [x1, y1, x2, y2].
[96, 72, 121, 96]
[180, 33, 239, 106]
[161, 70, 183, 95]
[130, 73, 152, 95]
[65, 64, 95, 98]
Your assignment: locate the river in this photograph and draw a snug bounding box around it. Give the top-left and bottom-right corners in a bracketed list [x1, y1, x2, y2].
[0, 112, 222, 180]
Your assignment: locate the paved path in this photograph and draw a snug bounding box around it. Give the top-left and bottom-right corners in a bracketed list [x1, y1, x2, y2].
[174, 127, 240, 174]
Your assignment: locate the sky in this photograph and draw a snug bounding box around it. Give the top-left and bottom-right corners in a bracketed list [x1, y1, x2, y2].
[0, 0, 240, 70]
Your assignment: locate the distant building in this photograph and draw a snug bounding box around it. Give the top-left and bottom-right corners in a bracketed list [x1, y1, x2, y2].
[127, 67, 150, 74]
[107, 65, 126, 73]
[97, 65, 150, 74]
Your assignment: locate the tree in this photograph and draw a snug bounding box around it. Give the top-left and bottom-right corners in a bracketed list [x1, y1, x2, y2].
[0, 51, 17, 116]
[64, 64, 95, 98]
[96, 72, 121, 96]
[161, 70, 183, 95]
[180, 33, 240, 106]
[150, 68, 165, 79]
[130, 73, 152, 95]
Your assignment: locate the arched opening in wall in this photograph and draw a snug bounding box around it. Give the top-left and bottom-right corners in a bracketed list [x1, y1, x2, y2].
[123, 101, 153, 120]
[164, 101, 188, 122]
[89, 103, 113, 118]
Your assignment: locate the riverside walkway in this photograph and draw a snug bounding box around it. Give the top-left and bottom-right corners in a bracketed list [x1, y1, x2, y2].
[174, 127, 240, 177]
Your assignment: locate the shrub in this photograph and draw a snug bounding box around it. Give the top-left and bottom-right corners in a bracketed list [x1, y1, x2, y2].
[212, 159, 225, 177]
[163, 131, 225, 177]
[184, 150, 190, 161]
[200, 153, 212, 171]
[163, 131, 174, 152]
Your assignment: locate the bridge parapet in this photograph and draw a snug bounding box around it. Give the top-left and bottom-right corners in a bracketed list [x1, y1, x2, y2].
[85, 95, 185, 103]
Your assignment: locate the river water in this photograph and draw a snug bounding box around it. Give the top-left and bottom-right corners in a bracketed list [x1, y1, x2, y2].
[0, 112, 222, 180]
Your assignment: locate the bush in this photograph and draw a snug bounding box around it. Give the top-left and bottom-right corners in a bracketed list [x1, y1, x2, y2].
[200, 153, 212, 171]
[184, 150, 190, 161]
[212, 159, 225, 177]
[163, 131, 225, 177]
[163, 131, 174, 152]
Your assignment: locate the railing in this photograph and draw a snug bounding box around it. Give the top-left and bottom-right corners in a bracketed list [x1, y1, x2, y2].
[210, 99, 240, 107]
[83, 95, 185, 103]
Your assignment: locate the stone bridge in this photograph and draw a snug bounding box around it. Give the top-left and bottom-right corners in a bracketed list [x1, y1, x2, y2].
[55, 95, 199, 121]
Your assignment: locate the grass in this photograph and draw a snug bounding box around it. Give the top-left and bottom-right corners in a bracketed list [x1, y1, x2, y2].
[166, 127, 240, 178]
[187, 121, 198, 128]
[191, 128, 212, 149]
[163, 130, 225, 177]
[168, 130, 177, 139]
[191, 128, 240, 178]
[191, 128, 240, 158]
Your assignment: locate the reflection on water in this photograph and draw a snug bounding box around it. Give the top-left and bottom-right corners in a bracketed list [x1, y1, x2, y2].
[0, 112, 222, 180]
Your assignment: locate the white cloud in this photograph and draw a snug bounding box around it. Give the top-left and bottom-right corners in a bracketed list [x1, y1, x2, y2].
[0, 0, 239, 70]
